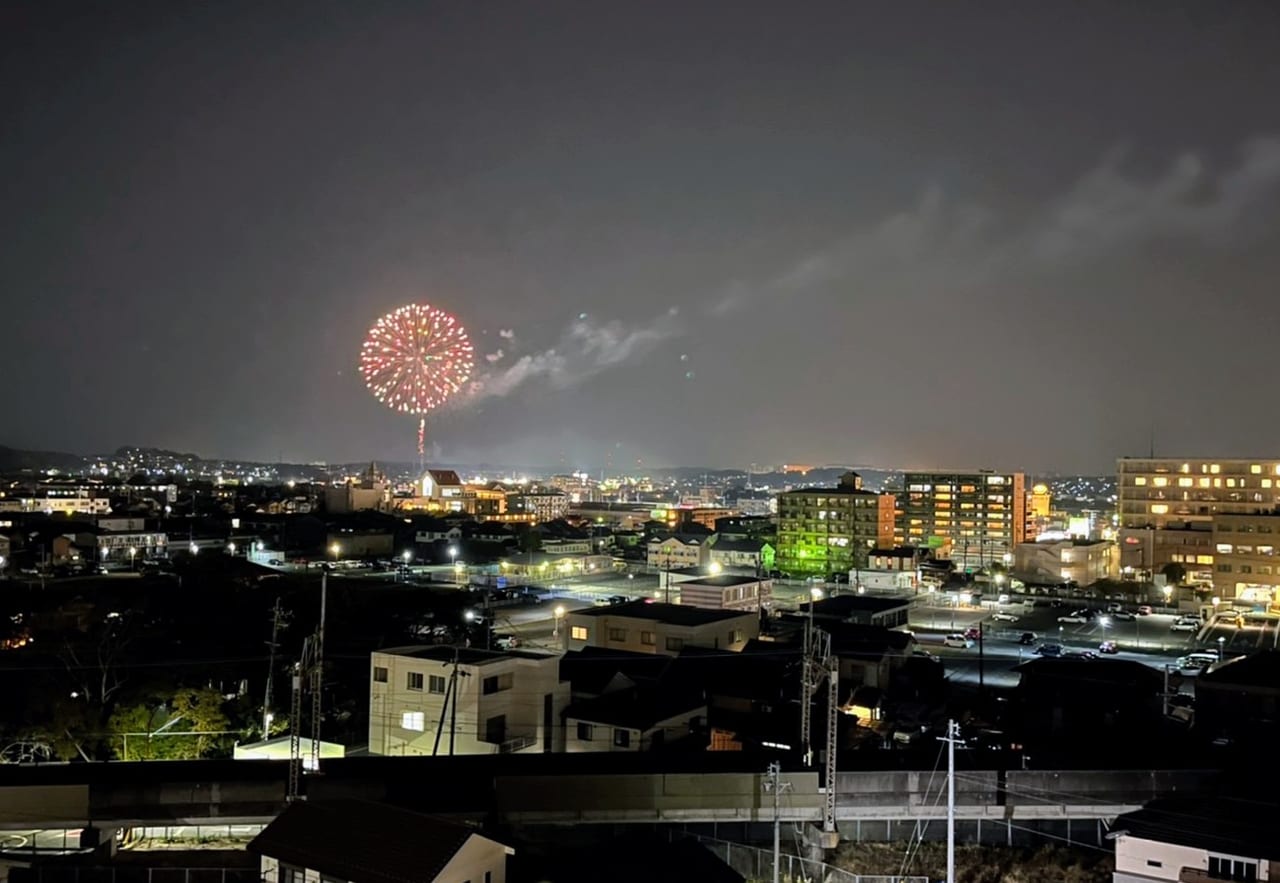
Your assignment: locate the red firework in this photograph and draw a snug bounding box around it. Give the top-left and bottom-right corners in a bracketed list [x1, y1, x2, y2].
[359, 304, 474, 455]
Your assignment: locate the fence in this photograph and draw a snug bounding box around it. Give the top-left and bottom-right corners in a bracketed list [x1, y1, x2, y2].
[11, 869, 259, 883]
[692, 835, 928, 883]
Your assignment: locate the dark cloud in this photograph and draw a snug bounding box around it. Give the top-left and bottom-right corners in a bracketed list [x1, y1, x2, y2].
[3, 1, 1280, 473]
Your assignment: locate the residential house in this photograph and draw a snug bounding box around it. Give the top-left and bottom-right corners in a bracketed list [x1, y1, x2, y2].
[1111, 796, 1279, 883]
[564, 684, 706, 753]
[249, 799, 513, 883]
[709, 537, 775, 572]
[1194, 651, 1280, 746]
[1014, 657, 1163, 742]
[368, 646, 570, 756]
[563, 600, 758, 656]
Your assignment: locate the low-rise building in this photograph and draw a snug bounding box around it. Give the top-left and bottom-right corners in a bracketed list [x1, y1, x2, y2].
[1211, 512, 1280, 606]
[507, 490, 569, 524]
[677, 573, 773, 612]
[1013, 538, 1118, 587]
[564, 601, 758, 656]
[709, 537, 774, 572]
[249, 799, 514, 883]
[368, 646, 570, 756]
[647, 535, 711, 570]
[0, 494, 111, 516]
[799, 595, 911, 629]
[1111, 796, 1278, 883]
[564, 685, 706, 753]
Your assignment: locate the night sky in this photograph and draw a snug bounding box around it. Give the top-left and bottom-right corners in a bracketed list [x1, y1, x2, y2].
[5, 2, 1280, 474]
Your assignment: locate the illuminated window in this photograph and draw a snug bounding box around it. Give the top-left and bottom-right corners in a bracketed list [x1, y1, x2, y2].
[1265, 479, 1274, 489]
[1227, 478, 1237, 488]
[1179, 463, 1190, 473]
[1210, 464, 1221, 474]
[1214, 479, 1222, 488]
[401, 711, 425, 732]
[1150, 504, 1169, 515]
[1197, 555, 1214, 565]
[1152, 477, 1168, 487]
[1178, 478, 1193, 488]
[1217, 544, 1234, 554]
[570, 626, 588, 641]
[1252, 465, 1263, 474]
[1134, 477, 1148, 486]
[1259, 546, 1275, 556]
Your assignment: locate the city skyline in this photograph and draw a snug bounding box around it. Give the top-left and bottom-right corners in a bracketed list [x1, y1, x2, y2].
[5, 2, 1280, 473]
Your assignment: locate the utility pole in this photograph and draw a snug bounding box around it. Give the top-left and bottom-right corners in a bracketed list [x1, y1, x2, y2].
[262, 598, 287, 739]
[286, 573, 327, 801]
[310, 573, 327, 774]
[977, 621, 985, 692]
[823, 654, 839, 840]
[763, 762, 788, 883]
[939, 719, 961, 883]
[799, 608, 813, 765]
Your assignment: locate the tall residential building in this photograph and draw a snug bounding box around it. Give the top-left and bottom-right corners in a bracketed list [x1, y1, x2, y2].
[1118, 458, 1280, 600]
[901, 470, 1027, 570]
[775, 472, 895, 578]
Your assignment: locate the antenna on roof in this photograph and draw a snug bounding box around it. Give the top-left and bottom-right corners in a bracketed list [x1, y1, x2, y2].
[1149, 422, 1156, 459]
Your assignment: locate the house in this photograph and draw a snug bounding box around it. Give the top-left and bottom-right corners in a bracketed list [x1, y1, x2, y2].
[368, 646, 570, 756]
[563, 601, 758, 656]
[1111, 796, 1280, 883]
[1014, 657, 1163, 740]
[799, 595, 912, 629]
[677, 573, 774, 612]
[709, 537, 775, 572]
[1193, 651, 1280, 744]
[249, 799, 513, 883]
[564, 684, 706, 752]
[647, 535, 711, 570]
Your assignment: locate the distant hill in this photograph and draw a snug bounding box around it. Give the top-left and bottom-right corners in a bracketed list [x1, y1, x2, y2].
[0, 445, 87, 473]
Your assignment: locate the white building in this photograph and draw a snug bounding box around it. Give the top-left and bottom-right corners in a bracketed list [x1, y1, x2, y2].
[368, 646, 570, 756]
[677, 574, 773, 612]
[564, 687, 706, 753]
[709, 537, 772, 571]
[1013, 538, 1118, 587]
[647, 535, 710, 570]
[1111, 797, 1277, 882]
[249, 800, 513, 883]
[507, 490, 569, 523]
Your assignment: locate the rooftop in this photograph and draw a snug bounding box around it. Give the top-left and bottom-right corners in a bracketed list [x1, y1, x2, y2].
[1114, 796, 1280, 861]
[1198, 650, 1280, 689]
[376, 645, 557, 666]
[247, 799, 506, 883]
[571, 600, 755, 626]
[565, 684, 705, 731]
[801, 595, 912, 616]
[682, 573, 769, 587]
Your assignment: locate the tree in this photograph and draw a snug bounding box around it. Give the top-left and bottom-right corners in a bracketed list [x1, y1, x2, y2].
[1161, 562, 1186, 586]
[108, 688, 231, 760]
[516, 528, 542, 554]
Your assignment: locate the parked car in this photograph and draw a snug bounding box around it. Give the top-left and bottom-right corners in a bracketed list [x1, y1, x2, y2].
[1170, 620, 1200, 633]
[1034, 643, 1064, 657]
[963, 626, 982, 639]
[1111, 610, 1136, 621]
[1016, 631, 1038, 645]
[1175, 653, 1218, 674]
[992, 612, 1020, 623]
[1057, 613, 1089, 624]
[1098, 640, 1119, 654]
[1105, 603, 1122, 613]
[1137, 605, 1153, 615]
[1064, 650, 1098, 660]
[942, 634, 975, 649]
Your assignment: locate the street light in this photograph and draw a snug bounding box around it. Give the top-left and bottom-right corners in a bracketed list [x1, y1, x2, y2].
[1161, 584, 1173, 610]
[553, 604, 566, 638]
[128, 547, 137, 570]
[709, 561, 722, 576]
[330, 542, 341, 559]
[227, 542, 236, 556]
[1099, 615, 1110, 647]
[189, 542, 198, 556]
[1217, 636, 1226, 662]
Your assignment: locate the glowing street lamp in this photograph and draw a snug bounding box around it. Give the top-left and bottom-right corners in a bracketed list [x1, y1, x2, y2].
[227, 542, 237, 556]
[128, 547, 137, 570]
[330, 542, 341, 559]
[1161, 584, 1173, 609]
[553, 604, 566, 638]
[709, 561, 723, 576]
[189, 542, 199, 556]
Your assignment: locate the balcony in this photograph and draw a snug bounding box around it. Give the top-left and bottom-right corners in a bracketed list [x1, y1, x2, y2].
[498, 733, 538, 754]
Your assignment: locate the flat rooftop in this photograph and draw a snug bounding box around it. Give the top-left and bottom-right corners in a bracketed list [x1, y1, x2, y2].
[376, 645, 556, 665]
[572, 600, 754, 626]
[681, 573, 768, 587]
[802, 595, 911, 615]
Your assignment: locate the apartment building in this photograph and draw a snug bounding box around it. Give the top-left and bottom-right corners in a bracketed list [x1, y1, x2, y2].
[1118, 458, 1280, 594]
[1013, 538, 1118, 587]
[775, 472, 894, 578]
[900, 470, 1026, 570]
[1212, 512, 1280, 606]
[677, 573, 773, 612]
[368, 646, 570, 756]
[646, 535, 710, 570]
[563, 601, 758, 655]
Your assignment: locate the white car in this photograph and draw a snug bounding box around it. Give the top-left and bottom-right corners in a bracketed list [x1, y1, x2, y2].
[1170, 620, 1200, 633]
[1057, 614, 1089, 624]
[942, 634, 975, 649]
[992, 612, 1020, 623]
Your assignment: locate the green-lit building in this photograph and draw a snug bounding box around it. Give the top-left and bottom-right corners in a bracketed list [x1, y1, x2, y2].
[775, 472, 895, 579]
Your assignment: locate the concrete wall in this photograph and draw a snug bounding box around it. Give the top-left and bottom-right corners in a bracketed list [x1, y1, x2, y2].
[435, 835, 511, 883]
